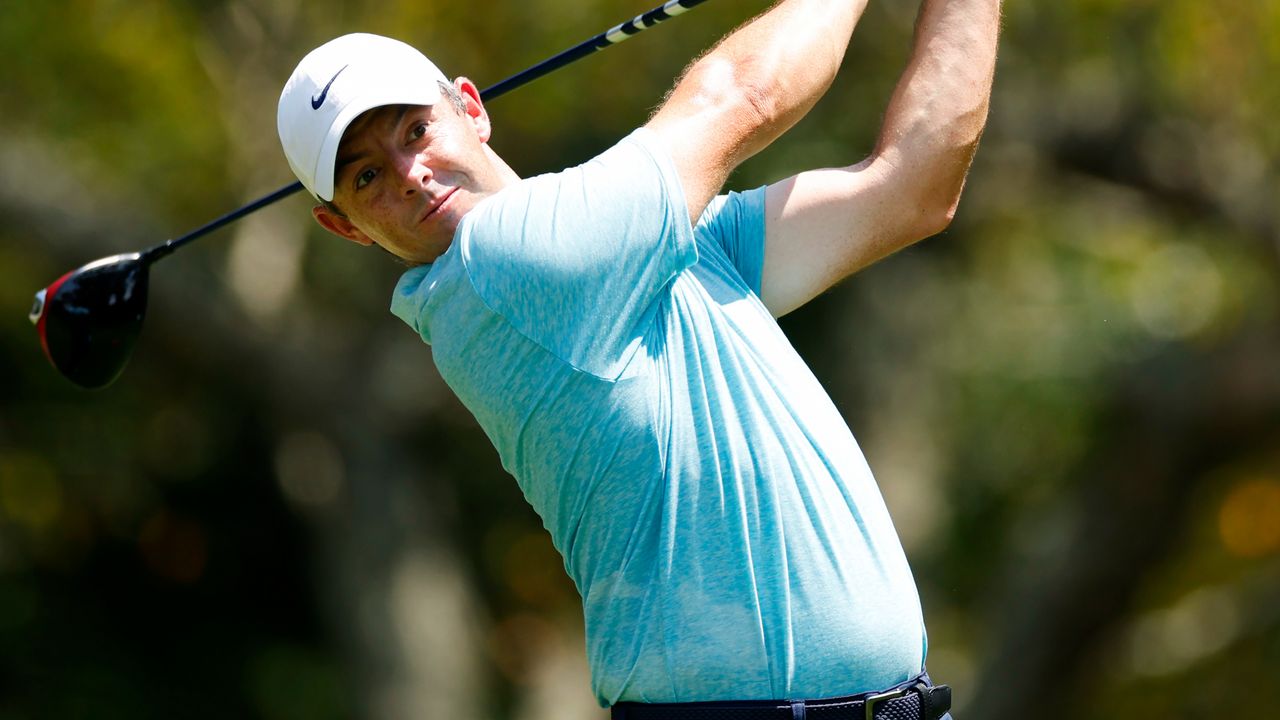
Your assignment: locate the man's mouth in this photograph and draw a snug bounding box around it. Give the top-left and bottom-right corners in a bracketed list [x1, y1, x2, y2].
[421, 187, 458, 224]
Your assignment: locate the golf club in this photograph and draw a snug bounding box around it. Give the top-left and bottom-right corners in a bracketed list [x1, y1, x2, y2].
[30, 0, 712, 390]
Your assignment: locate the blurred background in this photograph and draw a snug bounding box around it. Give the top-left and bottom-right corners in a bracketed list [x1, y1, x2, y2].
[2, 0, 1278, 718]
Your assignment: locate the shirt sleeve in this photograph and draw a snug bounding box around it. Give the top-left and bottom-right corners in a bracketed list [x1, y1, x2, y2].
[693, 186, 768, 297]
[457, 128, 698, 379]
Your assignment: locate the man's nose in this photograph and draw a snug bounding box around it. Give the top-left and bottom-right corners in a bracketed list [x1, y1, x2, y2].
[395, 154, 431, 194]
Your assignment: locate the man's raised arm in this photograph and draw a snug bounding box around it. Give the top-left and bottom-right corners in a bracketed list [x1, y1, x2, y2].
[761, 0, 1003, 317]
[645, 0, 871, 224]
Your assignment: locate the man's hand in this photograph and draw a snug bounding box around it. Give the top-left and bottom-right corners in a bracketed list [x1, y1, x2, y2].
[761, 0, 1003, 317]
[645, 0, 872, 224]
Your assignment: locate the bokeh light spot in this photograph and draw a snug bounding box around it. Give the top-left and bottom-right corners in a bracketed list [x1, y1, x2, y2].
[1123, 586, 1241, 677]
[1218, 478, 1280, 557]
[1130, 243, 1222, 339]
[274, 432, 345, 512]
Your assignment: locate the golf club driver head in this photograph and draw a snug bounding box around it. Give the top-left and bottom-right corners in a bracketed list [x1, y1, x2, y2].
[30, 253, 150, 389]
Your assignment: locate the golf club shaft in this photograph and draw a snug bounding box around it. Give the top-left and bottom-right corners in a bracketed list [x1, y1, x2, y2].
[147, 0, 713, 261]
[480, 0, 711, 101]
[144, 181, 303, 263]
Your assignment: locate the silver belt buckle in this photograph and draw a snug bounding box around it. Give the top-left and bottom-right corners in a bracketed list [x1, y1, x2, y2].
[864, 686, 909, 720]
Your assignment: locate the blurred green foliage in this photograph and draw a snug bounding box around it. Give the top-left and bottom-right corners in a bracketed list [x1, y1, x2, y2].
[2, 1, 1278, 718]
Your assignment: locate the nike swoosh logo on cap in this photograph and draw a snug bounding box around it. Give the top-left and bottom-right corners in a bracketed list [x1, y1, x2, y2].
[311, 65, 348, 109]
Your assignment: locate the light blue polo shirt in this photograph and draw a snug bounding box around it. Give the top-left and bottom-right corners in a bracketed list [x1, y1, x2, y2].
[391, 128, 925, 706]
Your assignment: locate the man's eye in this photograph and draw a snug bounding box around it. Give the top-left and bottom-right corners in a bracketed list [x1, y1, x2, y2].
[411, 123, 428, 140]
[355, 168, 376, 189]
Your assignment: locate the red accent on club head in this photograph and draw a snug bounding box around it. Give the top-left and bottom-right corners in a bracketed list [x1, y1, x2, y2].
[35, 270, 76, 366]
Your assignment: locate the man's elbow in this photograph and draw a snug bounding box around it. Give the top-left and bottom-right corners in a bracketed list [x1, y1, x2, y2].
[892, 106, 988, 232]
[739, 75, 783, 134]
[930, 186, 965, 235]
[903, 174, 966, 241]
[914, 138, 982, 238]
[707, 55, 788, 144]
[669, 56, 781, 145]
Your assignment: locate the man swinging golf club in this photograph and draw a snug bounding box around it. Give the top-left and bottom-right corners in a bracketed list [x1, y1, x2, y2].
[278, 0, 1000, 716]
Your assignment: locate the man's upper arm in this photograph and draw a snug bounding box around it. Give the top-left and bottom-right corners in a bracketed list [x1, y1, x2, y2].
[645, 59, 766, 227]
[760, 155, 945, 317]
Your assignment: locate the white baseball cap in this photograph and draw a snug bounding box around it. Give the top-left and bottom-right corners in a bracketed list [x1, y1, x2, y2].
[278, 33, 449, 201]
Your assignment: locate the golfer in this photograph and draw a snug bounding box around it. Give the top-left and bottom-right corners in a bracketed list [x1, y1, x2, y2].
[278, 0, 999, 716]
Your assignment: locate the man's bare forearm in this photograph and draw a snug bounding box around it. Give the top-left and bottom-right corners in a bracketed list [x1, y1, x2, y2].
[648, 0, 871, 219]
[877, 0, 1002, 230]
[683, 0, 871, 160]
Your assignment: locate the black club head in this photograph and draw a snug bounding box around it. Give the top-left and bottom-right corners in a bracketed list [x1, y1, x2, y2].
[31, 253, 151, 389]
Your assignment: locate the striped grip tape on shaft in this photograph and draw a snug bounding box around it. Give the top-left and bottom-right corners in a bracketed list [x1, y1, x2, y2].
[479, 0, 713, 101]
[602, 0, 710, 45]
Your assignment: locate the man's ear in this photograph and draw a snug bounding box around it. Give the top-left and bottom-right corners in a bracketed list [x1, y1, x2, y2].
[454, 77, 492, 144]
[312, 204, 374, 246]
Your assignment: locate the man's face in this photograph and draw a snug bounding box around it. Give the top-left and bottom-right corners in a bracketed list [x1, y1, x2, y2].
[314, 80, 505, 264]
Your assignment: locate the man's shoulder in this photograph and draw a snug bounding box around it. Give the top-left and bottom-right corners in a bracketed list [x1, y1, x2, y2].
[463, 128, 677, 238]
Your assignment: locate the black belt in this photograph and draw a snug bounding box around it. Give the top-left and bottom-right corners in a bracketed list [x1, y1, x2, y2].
[611, 676, 951, 720]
